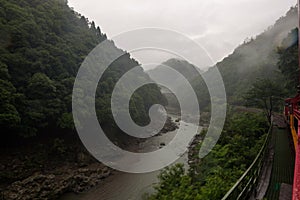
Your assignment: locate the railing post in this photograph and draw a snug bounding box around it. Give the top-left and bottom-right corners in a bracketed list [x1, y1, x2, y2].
[221, 124, 273, 200]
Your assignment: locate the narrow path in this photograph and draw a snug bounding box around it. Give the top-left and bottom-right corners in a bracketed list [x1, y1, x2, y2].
[265, 127, 295, 200]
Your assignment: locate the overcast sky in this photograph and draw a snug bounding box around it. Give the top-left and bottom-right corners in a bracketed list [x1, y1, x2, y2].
[68, 0, 297, 69]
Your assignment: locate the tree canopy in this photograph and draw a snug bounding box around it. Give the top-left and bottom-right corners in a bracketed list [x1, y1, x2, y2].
[244, 78, 286, 123]
[0, 0, 166, 141]
[148, 112, 268, 200]
[277, 28, 299, 95]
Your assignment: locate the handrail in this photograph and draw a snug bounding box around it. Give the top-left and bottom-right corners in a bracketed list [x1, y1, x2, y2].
[292, 109, 300, 200]
[221, 123, 273, 200]
[293, 109, 300, 121]
[293, 139, 300, 200]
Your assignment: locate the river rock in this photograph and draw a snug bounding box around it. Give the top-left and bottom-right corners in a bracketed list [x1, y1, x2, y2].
[160, 117, 179, 133]
[3, 164, 112, 200]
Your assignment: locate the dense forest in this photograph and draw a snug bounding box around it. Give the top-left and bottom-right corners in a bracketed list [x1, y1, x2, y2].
[147, 112, 268, 200]
[277, 28, 299, 95]
[0, 0, 298, 199]
[214, 6, 298, 103]
[147, 32, 299, 200]
[149, 7, 297, 114]
[150, 7, 298, 111]
[0, 0, 167, 197]
[0, 0, 166, 142]
[147, 7, 299, 199]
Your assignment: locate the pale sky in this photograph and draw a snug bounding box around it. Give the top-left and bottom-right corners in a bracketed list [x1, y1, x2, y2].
[68, 0, 297, 69]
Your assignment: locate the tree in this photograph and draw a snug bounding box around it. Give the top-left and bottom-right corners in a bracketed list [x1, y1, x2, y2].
[148, 113, 268, 200]
[243, 78, 286, 123]
[0, 0, 165, 141]
[277, 28, 298, 95]
[0, 80, 20, 130]
[26, 73, 56, 99]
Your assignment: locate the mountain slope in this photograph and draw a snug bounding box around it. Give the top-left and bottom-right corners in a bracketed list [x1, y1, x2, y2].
[0, 0, 166, 141]
[147, 7, 297, 111]
[192, 6, 298, 105]
[147, 58, 203, 93]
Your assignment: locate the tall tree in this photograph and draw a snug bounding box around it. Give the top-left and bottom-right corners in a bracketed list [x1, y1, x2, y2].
[277, 28, 299, 95]
[0, 0, 166, 140]
[243, 78, 286, 123]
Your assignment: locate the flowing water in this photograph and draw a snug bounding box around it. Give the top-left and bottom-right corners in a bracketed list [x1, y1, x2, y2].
[60, 120, 196, 200]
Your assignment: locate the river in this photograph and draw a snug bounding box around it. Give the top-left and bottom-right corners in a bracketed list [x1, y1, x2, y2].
[60, 119, 195, 200]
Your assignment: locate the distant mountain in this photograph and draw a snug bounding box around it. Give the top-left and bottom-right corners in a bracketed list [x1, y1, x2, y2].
[147, 58, 203, 93]
[189, 6, 298, 106]
[213, 6, 297, 102]
[151, 6, 298, 111]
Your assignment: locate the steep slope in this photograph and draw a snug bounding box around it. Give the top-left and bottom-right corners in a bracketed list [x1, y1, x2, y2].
[147, 58, 209, 112]
[147, 58, 203, 93]
[219, 6, 297, 100]
[0, 0, 166, 141]
[0, 0, 169, 195]
[147, 8, 299, 200]
[277, 28, 299, 95]
[148, 7, 298, 111]
[192, 6, 298, 105]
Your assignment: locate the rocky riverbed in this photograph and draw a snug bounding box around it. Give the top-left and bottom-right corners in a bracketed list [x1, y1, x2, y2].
[1, 116, 180, 200]
[59, 118, 194, 200]
[3, 163, 111, 200]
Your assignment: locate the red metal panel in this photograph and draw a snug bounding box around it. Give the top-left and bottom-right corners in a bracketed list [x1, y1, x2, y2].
[294, 109, 300, 121]
[293, 137, 300, 200]
[285, 95, 300, 199]
[292, 117, 300, 200]
[292, 118, 300, 200]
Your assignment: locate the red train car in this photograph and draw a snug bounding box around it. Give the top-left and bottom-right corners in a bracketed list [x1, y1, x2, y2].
[284, 94, 300, 200]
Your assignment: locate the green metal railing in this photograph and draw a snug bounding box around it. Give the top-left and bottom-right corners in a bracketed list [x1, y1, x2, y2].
[221, 124, 273, 200]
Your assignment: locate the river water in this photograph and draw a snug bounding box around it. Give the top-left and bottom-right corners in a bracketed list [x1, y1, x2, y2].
[60, 119, 196, 200]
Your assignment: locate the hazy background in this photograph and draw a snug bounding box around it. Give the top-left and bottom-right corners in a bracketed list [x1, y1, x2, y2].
[68, 0, 297, 69]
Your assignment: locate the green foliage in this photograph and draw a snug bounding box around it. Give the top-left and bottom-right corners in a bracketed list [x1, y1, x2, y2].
[0, 72, 20, 130]
[243, 78, 286, 122]
[149, 113, 268, 200]
[147, 9, 297, 200]
[51, 138, 67, 155]
[0, 0, 166, 141]
[57, 112, 74, 129]
[277, 28, 299, 95]
[187, 7, 297, 106]
[26, 73, 56, 99]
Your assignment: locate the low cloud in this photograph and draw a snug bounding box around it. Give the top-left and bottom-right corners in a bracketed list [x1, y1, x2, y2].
[68, 0, 297, 68]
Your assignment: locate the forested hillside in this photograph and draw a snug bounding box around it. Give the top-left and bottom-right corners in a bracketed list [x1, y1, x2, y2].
[148, 111, 269, 200]
[147, 58, 202, 92]
[147, 7, 299, 200]
[0, 0, 298, 199]
[277, 28, 299, 95]
[148, 30, 299, 200]
[147, 58, 211, 112]
[219, 6, 297, 100]
[189, 6, 298, 106]
[0, 0, 169, 197]
[0, 0, 166, 143]
[149, 7, 297, 113]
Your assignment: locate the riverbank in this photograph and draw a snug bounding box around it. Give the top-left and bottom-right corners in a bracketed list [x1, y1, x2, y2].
[1, 116, 179, 200]
[3, 163, 111, 200]
[0, 133, 114, 200]
[60, 118, 195, 200]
